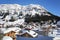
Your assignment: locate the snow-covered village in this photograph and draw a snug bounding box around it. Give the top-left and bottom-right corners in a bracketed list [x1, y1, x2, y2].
[0, 4, 60, 40]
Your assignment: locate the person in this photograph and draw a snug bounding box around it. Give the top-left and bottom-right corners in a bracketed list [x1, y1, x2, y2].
[2, 36, 13, 40]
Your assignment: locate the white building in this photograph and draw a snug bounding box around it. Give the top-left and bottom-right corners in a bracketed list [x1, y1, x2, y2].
[20, 30, 38, 38]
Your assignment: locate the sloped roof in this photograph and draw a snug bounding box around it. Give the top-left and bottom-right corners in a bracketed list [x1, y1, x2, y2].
[20, 30, 38, 37]
[3, 27, 21, 34]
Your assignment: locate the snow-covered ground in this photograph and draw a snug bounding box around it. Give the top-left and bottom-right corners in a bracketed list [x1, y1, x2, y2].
[0, 4, 60, 40]
[48, 28, 60, 37]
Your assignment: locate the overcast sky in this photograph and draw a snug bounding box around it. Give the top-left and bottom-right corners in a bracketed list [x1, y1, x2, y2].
[0, 0, 60, 16]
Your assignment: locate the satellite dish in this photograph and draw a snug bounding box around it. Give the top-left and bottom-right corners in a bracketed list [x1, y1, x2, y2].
[2, 36, 13, 40]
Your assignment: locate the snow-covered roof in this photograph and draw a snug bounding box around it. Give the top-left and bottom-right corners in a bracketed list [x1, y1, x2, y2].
[2, 36, 13, 40]
[3, 27, 21, 34]
[8, 27, 21, 32]
[20, 30, 38, 37]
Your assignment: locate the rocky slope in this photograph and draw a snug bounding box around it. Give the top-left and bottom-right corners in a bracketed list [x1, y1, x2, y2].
[0, 4, 60, 25]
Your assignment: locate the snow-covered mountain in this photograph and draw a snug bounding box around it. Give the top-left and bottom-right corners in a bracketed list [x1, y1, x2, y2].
[0, 4, 60, 24]
[0, 4, 50, 16]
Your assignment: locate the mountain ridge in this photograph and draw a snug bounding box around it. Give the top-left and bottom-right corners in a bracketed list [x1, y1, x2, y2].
[0, 4, 60, 24]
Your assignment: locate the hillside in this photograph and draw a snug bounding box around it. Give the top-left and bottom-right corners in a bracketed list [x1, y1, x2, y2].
[0, 4, 60, 25]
